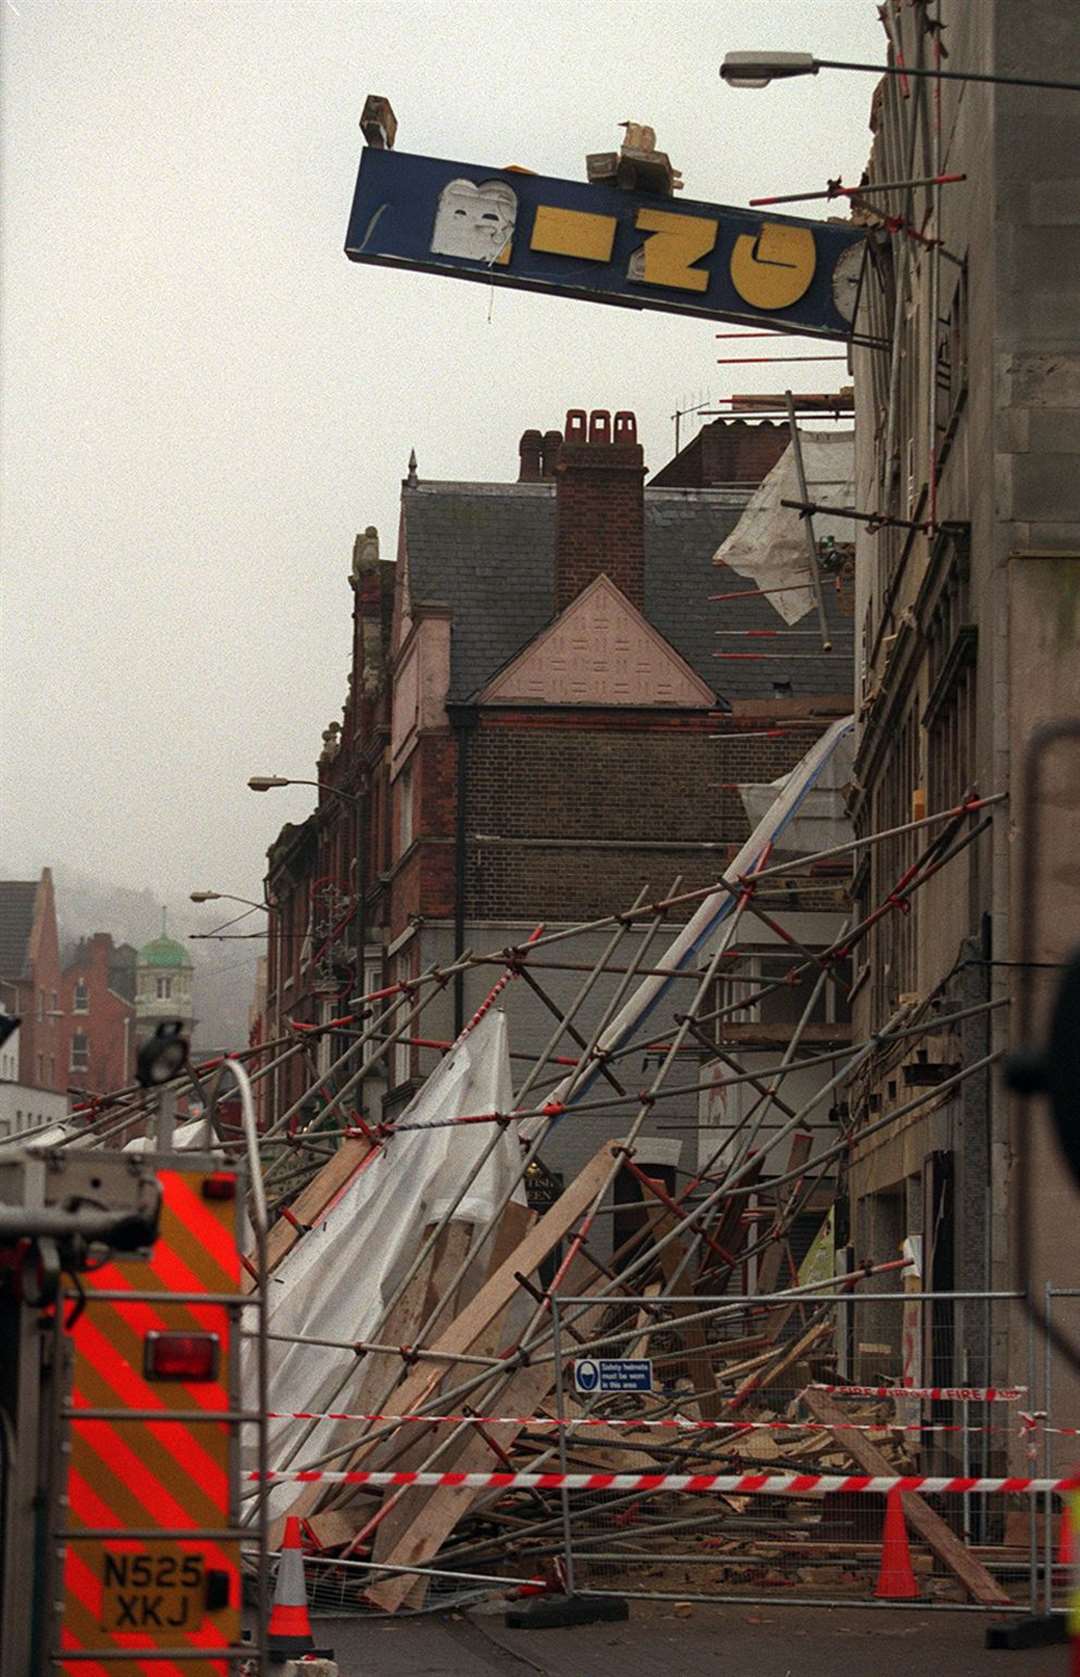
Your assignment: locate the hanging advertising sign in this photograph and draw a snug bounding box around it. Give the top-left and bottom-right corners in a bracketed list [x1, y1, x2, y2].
[345, 148, 868, 341]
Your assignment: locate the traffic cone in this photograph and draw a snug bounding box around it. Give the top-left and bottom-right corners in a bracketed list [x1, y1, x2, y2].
[875, 1486, 918, 1600]
[267, 1517, 317, 1659]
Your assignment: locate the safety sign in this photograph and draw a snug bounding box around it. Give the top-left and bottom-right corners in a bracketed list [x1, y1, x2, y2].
[573, 1358, 653, 1394]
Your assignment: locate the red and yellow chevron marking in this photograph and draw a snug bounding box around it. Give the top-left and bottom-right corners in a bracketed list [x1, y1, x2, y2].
[59, 1170, 242, 1677]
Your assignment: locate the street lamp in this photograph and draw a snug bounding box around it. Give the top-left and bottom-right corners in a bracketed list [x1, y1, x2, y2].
[719, 51, 1080, 94]
[247, 774, 369, 989]
[190, 890, 271, 912]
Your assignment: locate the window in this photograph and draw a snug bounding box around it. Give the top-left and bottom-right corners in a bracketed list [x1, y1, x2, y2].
[36, 1054, 44, 1084]
[399, 760, 414, 854]
[49, 1057, 55, 1085]
[156, 976, 173, 1001]
[38, 989, 45, 1023]
[51, 992, 58, 1015]
[923, 534, 976, 814]
[74, 978, 89, 1013]
[361, 951, 384, 1070]
[71, 1031, 89, 1073]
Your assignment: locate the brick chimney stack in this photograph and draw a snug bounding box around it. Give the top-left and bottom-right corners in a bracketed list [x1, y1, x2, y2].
[554, 408, 645, 612]
[541, 429, 563, 480]
[518, 428, 543, 482]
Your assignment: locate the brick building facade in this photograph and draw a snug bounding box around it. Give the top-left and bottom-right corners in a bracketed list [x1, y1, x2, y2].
[261, 410, 853, 1183]
[0, 869, 66, 1096]
[62, 932, 136, 1099]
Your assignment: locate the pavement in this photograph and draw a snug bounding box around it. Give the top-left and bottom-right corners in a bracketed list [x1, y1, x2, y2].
[309, 1601, 1069, 1675]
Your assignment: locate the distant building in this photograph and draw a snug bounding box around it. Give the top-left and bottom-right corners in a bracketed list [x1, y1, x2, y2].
[62, 933, 136, 1098]
[0, 1006, 67, 1141]
[0, 868, 66, 1095]
[134, 921, 194, 1049]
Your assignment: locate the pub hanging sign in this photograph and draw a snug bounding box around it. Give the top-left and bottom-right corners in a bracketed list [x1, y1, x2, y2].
[345, 146, 868, 341]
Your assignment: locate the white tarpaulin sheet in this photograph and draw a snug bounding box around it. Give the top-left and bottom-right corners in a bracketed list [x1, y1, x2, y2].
[246, 1007, 525, 1511]
[737, 727, 855, 856]
[713, 431, 855, 625]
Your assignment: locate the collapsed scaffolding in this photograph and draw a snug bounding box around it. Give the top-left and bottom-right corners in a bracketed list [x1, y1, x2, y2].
[16, 718, 1031, 1615]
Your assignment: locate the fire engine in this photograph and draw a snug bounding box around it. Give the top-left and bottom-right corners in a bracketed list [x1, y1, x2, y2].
[0, 1031, 268, 1675]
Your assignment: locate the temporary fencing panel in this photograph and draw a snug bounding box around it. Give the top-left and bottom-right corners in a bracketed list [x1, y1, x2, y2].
[547, 1289, 1037, 1611]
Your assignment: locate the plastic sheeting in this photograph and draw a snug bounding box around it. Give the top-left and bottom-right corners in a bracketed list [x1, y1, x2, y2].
[245, 1007, 525, 1511]
[736, 726, 855, 856]
[713, 431, 855, 626]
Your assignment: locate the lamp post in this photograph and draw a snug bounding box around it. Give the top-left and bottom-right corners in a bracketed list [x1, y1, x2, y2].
[248, 774, 369, 1012]
[190, 890, 272, 912]
[719, 50, 1080, 94]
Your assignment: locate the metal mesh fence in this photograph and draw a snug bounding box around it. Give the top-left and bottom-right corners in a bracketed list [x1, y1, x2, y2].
[549, 1288, 1036, 1610]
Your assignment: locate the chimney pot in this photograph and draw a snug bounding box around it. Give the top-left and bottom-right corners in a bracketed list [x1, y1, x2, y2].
[518, 428, 543, 482]
[588, 409, 612, 445]
[614, 410, 637, 443]
[564, 409, 588, 444]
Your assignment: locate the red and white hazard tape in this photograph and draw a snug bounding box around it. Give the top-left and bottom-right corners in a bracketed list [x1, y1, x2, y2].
[809, 1384, 1026, 1402]
[266, 1408, 1017, 1438]
[249, 1468, 1077, 1496]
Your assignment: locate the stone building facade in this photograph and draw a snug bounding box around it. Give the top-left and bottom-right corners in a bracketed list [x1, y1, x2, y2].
[847, 1, 1080, 1397]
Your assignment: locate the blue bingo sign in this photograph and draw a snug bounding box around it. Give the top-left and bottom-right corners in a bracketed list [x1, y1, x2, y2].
[574, 1357, 653, 1394]
[345, 147, 870, 341]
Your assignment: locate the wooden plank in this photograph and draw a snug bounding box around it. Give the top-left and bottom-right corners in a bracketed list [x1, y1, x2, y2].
[364, 1256, 609, 1613]
[269, 1222, 449, 1539]
[803, 1389, 1011, 1606]
[249, 1136, 378, 1287]
[753, 1131, 813, 1300]
[642, 1204, 727, 1421]
[366, 1204, 534, 1559]
[319, 1220, 476, 1515]
[728, 1317, 829, 1410]
[273, 1143, 620, 1533]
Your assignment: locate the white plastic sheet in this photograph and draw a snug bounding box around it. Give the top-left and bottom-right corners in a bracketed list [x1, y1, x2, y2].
[713, 431, 855, 625]
[245, 1007, 524, 1511]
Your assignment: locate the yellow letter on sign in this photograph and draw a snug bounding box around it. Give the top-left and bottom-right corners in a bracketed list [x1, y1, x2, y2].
[729, 223, 816, 310]
[631, 208, 718, 293]
[531, 205, 617, 263]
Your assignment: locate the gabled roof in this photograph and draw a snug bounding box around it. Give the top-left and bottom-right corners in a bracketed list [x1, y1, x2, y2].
[479, 573, 716, 708]
[0, 880, 40, 981]
[400, 480, 853, 707]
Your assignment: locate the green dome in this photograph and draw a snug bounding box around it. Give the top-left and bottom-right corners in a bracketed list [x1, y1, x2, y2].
[138, 934, 192, 970]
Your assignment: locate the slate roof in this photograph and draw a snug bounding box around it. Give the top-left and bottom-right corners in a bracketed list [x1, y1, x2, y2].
[401, 481, 854, 708]
[0, 880, 40, 982]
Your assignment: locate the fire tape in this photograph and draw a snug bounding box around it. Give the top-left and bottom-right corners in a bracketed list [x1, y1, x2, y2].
[248, 1468, 1079, 1496]
[808, 1384, 1026, 1401]
[265, 1408, 1022, 1437]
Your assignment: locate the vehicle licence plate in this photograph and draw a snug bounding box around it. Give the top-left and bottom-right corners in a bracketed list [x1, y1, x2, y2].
[100, 1547, 205, 1632]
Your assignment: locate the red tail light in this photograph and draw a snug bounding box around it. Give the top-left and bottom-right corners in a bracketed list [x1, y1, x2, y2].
[201, 1172, 236, 1201]
[144, 1331, 219, 1381]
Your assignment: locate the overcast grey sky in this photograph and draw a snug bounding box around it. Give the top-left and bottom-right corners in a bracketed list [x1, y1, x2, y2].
[2, 0, 883, 908]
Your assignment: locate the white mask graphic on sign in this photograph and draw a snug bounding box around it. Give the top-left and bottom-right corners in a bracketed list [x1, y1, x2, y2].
[431, 179, 517, 264]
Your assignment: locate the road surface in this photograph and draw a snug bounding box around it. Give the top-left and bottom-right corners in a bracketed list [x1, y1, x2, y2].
[310, 1601, 1065, 1674]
